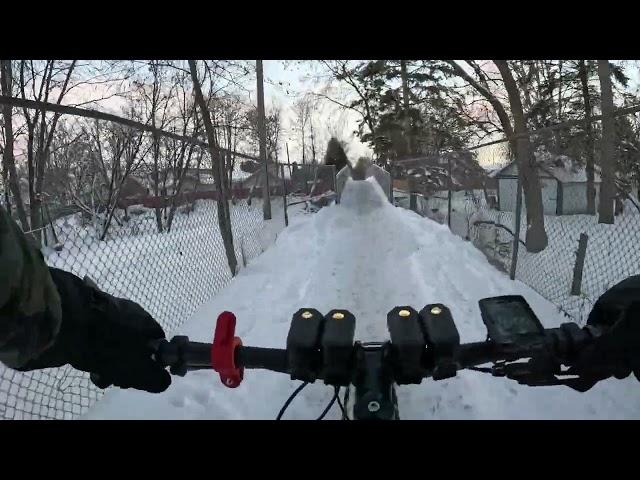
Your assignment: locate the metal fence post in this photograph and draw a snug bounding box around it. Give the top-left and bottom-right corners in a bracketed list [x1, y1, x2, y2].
[305, 165, 310, 196]
[510, 176, 523, 280]
[331, 165, 337, 192]
[332, 165, 340, 204]
[281, 164, 288, 227]
[410, 192, 417, 213]
[570, 233, 589, 296]
[447, 155, 452, 229]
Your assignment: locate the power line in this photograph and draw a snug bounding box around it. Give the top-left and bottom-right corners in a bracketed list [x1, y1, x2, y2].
[0, 95, 262, 163]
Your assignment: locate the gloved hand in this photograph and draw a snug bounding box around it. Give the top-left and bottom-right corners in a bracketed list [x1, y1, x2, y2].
[567, 275, 640, 389]
[18, 268, 171, 393]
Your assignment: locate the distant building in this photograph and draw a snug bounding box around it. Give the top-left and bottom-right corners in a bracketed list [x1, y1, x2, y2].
[241, 164, 283, 194]
[493, 153, 601, 215]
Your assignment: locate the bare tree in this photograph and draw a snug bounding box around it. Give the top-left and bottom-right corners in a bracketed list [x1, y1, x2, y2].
[48, 120, 97, 215]
[244, 105, 282, 162]
[16, 60, 78, 241]
[133, 60, 175, 233]
[292, 95, 312, 163]
[164, 68, 202, 231]
[444, 60, 515, 140]
[309, 117, 317, 164]
[88, 116, 148, 240]
[315, 60, 377, 136]
[1, 60, 29, 230]
[211, 94, 245, 190]
[268, 107, 282, 163]
[188, 60, 238, 276]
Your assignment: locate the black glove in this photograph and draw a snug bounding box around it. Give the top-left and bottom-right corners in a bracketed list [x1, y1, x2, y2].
[19, 268, 171, 393]
[567, 275, 640, 389]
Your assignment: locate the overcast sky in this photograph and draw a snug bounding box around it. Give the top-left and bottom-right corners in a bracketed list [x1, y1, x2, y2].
[261, 60, 373, 162]
[58, 60, 640, 168]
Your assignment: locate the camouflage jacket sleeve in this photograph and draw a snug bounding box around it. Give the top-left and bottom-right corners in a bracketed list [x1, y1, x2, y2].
[0, 205, 62, 369]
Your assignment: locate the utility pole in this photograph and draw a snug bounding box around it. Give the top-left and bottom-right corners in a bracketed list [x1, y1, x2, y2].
[257, 60, 271, 220]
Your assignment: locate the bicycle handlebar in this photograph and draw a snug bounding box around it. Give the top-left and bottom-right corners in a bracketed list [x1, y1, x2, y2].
[149, 305, 633, 419]
[154, 324, 594, 383]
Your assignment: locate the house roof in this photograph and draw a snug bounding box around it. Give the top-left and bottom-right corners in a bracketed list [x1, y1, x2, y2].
[242, 165, 283, 188]
[541, 161, 601, 183]
[487, 164, 510, 178]
[495, 152, 602, 184]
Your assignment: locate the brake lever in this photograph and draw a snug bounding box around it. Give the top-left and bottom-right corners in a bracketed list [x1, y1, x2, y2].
[496, 356, 612, 392]
[493, 356, 562, 385]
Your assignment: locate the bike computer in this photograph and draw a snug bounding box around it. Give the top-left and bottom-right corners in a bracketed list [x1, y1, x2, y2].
[478, 296, 544, 345]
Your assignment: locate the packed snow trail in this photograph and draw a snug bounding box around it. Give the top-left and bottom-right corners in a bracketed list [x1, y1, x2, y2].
[86, 178, 640, 419]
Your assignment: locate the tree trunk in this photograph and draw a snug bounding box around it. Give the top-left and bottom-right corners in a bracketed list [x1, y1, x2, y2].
[400, 60, 414, 156]
[152, 134, 164, 233]
[30, 65, 55, 242]
[596, 60, 616, 225]
[310, 120, 316, 164]
[578, 60, 596, 215]
[100, 179, 125, 241]
[167, 144, 196, 232]
[1, 157, 9, 212]
[494, 60, 548, 252]
[26, 124, 38, 240]
[256, 60, 272, 220]
[188, 60, 238, 276]
[301, 120, 306, 165]
[286, 142, 292, 177]
[0, 60, 29, 230]
[226, 125, 234, 191]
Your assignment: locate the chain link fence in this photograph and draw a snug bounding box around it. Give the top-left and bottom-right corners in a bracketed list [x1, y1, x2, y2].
[396, 115, 640, 325]
[0, 194, 276, 419]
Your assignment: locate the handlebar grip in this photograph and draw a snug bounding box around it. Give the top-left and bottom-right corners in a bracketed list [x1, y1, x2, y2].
[454, 341, 504, 369]
[234, 346, 289, 374]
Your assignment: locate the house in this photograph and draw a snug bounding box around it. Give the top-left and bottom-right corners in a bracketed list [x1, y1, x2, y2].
[494, 153, 601, 215]
[120, 176, 150, 198]
[290, 163, 320, 193]
[241, 163, 286, 195]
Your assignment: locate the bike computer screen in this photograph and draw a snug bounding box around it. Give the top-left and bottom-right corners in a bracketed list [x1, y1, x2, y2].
[478, 296, 544, 345]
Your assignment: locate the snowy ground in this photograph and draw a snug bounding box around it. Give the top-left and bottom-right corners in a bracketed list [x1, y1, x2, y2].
[0, 197, 305, 420]
[85, 178, 640, 420]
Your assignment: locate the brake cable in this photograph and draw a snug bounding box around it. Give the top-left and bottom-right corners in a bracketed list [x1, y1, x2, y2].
[316, 387, 339, 420]
[342, 387, 350, 420]
[336, 388, 349, 420]
[276, 382, 309, 420]
[277, 383, 350, 420]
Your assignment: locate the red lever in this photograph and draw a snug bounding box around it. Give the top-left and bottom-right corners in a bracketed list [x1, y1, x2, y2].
[211, 311, 244, 388]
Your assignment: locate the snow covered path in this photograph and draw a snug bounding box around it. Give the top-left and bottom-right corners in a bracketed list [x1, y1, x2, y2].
[86, 178, 640, 419]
